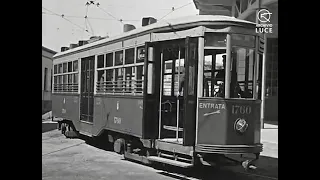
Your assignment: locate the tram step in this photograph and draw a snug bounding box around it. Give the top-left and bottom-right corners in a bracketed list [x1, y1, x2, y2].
[147, 156, 193, 168]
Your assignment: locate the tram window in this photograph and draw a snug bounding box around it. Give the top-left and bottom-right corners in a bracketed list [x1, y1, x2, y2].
[204, 33, 227, 47]
[115, 51, 123, 66]
[73, 73, 78, 92]
[115, 68, 124, 92]
[125, 48, 134, 64]
[125, 67, 134, 93]
[105, 69, 113, 92]
[97, 70, 105, 93]
[63, 63, 67, 73]
[230, 47, 255, 99]
[106, 53, 113, 67]
[97, 54, 104, 68]
[136, 65, 144, 93]
[73, 60, 78, 71]
[136, 46, 145, 63]
[54, 65, 57, 74]
[68, 62, 72, 72]
[174, 59, 185, 96]
[58, 64, 62, 74]
[201, 49, 227, 97]
[68, 74, 72, 92]
[231, 34, 255, 48]
[63, 74, 67, 91]
[147, 63, 155, 94]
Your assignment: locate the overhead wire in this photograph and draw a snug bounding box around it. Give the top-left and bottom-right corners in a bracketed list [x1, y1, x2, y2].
[42, 12, 139, 21]
[42, 7, 92, 35]
[96, 2, 124, 24]
[158, 2, 193, 21]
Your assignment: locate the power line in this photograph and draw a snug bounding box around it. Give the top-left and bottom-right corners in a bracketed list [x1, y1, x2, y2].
[42, 12, 140, 21]
[96, 2, 124, 24]
[158, 2, 193, 21]
[42, 7, 92, 35]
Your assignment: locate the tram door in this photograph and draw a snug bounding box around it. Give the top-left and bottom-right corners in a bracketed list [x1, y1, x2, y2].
[80, 56, 95, 122]
[157, 37, 198, 145]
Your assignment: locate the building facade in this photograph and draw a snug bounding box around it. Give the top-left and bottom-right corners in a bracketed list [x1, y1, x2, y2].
[42, 46, 56, 114]
[193, 0, 278, 123]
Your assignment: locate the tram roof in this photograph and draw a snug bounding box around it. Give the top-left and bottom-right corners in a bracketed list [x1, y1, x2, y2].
[53, 15, 255, 59]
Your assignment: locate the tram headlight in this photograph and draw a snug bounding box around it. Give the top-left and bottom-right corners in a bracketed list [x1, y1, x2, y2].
[234, 118, 248, 133]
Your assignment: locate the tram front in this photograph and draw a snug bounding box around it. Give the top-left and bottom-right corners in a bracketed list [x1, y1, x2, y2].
[194, 31, 264, 168]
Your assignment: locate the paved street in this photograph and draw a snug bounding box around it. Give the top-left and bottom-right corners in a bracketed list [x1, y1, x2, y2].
[42, 129, 278, 180]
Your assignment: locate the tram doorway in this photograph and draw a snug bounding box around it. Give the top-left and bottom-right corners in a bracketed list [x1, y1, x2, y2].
[148, 37, 198, 145]
[80, 56, 95, 123]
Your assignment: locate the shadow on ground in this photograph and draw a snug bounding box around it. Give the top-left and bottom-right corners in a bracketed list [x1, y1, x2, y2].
[80, 135, 278, 180]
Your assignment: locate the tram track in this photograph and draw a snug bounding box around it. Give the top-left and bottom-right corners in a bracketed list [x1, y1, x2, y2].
[233, 170, 278, 180]
[42, 142, 85, 157]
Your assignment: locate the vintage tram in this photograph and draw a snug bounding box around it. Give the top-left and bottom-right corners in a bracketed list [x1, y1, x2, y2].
[52, 15, 264, 170]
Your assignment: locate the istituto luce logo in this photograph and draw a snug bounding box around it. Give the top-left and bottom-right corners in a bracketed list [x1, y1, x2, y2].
[256, 9, 273, 34]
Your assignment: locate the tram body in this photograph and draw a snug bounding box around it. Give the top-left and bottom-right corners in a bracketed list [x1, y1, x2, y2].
[52, 15, 264, 169]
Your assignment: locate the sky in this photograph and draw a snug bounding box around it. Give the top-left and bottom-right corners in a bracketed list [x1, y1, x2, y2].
[42, 0, 199, 52]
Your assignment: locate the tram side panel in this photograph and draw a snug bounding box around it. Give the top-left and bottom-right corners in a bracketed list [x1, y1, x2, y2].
[52, 94, 80, 130]
[92, 96, 143, 137]
[196, 98, 261, 145]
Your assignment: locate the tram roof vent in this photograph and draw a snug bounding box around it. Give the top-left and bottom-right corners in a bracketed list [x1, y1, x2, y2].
[142, 17, 157, 26]
[78, 40, 88, 46]
[69, 43, 78, 49]
[61, 47, 69, 52]
[123, 24, 136, 32]
[87, 36, 103, 43]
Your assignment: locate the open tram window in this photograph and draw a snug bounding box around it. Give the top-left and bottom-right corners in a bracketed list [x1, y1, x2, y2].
[58, 64, 62, 74]
[125, 67, 134, 93]
[63, 63, 67, 73]
[136, 46, 145, 63]
[73, 73, 78, 92]
[174, 58, 185, 96]
[136, 65, 144, 93]
[97, 70, 105, 93]
[230, 47, 255, 99]
[68, 74, 72, 92]
[115, 68, 124, 93]
[63, 74, 67, 91]
[105, 69, 114, 93]
[201, 49, 227, 97]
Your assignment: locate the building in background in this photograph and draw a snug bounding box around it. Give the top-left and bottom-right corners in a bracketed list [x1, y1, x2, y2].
[42, 46, 56, 114]
[193, 0, 278, 124]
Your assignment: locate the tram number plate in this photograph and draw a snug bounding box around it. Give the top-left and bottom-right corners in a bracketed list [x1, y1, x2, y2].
[114, 117, 122, 124]
[232, 105, 251, 115]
